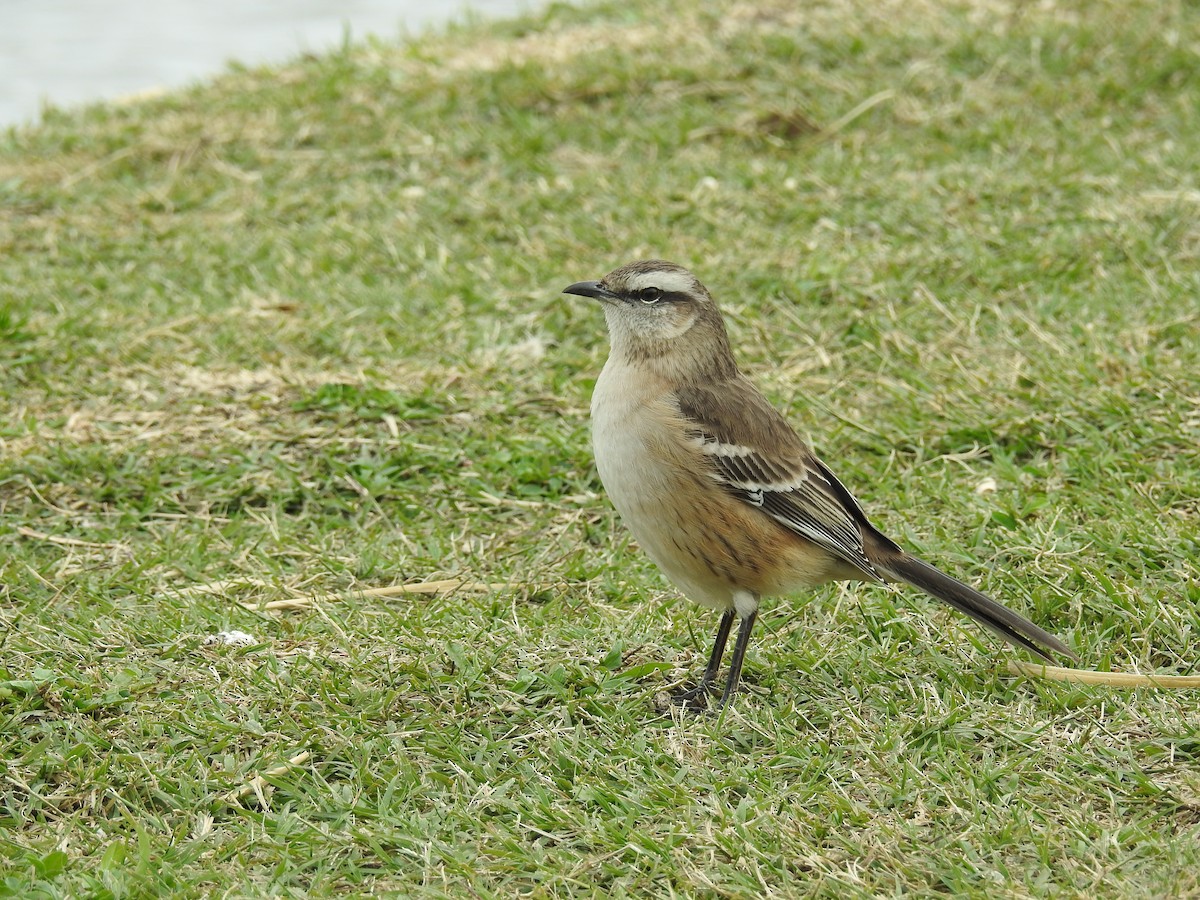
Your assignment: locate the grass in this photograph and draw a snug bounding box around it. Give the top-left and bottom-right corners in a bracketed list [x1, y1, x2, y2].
[1, 0, 1198, 894]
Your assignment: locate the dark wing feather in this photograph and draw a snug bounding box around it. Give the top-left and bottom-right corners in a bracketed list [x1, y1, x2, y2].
[675, 377, 1076, 663]
[675, 377, 892, 581]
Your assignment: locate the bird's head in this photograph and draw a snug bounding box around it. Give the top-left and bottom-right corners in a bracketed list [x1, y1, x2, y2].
[564, 260, 734, 375]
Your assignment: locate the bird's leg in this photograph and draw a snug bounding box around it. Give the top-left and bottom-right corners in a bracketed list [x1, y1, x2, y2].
[672, 608, 735, 708]
[716, 609, 758, 710]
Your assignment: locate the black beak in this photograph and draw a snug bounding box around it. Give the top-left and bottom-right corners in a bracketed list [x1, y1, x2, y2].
[563, 280, 618, 301]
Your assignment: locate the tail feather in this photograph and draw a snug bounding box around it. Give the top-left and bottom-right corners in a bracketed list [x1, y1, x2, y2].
[874, 551, 1077, 663]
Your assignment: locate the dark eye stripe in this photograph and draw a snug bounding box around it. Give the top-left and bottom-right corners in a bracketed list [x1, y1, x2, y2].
[626, 289, 687, 304]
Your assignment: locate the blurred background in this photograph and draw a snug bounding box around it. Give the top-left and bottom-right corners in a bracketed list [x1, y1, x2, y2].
[0, 0, 533, 126]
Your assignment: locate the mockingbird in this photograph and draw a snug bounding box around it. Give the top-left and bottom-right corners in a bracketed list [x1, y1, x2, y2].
[565, 259, 1076, 710]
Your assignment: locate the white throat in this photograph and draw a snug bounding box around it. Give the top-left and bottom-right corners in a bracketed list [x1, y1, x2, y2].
[601, 302, 698, 354]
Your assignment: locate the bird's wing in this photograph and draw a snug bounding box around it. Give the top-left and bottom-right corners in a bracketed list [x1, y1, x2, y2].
[675, 377, 895, 581]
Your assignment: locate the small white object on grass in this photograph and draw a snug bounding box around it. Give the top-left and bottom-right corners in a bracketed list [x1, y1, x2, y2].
[204, 630, 258, 647]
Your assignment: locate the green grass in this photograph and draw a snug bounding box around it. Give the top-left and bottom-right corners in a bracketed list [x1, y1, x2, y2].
[2, 0, 1199, 894]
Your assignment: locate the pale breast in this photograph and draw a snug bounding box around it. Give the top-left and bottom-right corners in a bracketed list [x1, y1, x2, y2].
[591, 359, 737, 607]
[590, 358, 677, 528]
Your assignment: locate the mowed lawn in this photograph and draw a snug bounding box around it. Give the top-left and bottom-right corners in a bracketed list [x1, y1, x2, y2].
[1, 0, 1198, 895]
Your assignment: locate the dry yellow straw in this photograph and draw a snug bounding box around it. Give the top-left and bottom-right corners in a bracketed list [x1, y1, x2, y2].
[1008, 661, 1200, 689]
[226, 750, 313, 804]
[238, 579, 524, 611]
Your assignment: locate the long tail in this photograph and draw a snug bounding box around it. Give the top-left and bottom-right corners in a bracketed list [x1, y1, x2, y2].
[873, 550, 1077, 663]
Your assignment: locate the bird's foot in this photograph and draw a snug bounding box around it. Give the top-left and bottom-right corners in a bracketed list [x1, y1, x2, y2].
[670, 680, 719, 712]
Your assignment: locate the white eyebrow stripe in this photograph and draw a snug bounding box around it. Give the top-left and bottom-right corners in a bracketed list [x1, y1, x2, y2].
[626, 270, 695, 294]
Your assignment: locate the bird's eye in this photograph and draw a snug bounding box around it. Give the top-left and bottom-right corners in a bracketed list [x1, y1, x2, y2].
[638, 287, 664, 304]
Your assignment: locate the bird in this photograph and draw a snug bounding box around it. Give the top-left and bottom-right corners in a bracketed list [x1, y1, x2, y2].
[564, 259, 1077, 711]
